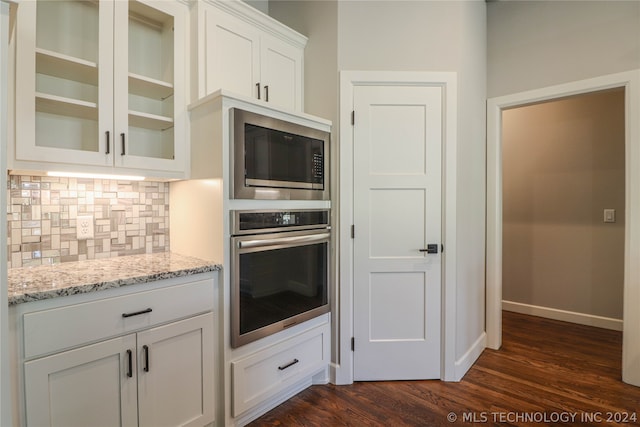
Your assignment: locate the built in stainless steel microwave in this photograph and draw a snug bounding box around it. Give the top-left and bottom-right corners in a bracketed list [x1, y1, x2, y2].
[231, 108, 330, 200]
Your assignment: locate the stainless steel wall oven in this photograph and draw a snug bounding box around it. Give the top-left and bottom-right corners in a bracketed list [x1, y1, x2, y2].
[230, 209, 330, 348]
[231, 108, 330, 200]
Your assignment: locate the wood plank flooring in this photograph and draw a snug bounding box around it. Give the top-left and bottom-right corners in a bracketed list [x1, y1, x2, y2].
[249, 311, 640, 426]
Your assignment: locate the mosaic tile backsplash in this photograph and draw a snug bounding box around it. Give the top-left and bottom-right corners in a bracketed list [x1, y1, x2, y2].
[7, 175, 170, 268]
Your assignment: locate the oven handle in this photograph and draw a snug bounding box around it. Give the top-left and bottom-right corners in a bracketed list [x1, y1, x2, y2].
[238, 232, 330, 249]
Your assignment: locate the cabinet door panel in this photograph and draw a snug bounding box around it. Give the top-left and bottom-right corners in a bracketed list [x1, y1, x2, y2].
[137, 313, 215, 427]
[15, 0, 114, 166]
[260, 35, 303, 111]
[114, 0, 186, 173]
[24, 334, 137, 427]
[205, 9, 260, 99]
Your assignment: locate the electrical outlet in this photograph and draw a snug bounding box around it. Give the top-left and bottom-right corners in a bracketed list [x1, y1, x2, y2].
[76, 215, 94, 240]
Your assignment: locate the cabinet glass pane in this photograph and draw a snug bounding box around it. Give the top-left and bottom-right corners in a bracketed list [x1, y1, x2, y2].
[128, 1, 174, 160]
[36, 1, 98, 63]
[35, 0, 100, 153]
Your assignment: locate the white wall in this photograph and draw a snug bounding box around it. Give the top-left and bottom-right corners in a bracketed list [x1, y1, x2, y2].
[272, 0, 487, 378]
[488, 0, 640, 97]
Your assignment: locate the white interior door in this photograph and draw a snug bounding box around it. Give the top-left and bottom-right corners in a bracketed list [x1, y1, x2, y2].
[353, 84, 442, 381]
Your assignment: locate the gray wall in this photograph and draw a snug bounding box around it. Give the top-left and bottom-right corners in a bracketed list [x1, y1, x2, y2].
[502, 89, 625, 319]
[242, 0, 269, 15]
[488, 0, 640, 97]
[271, 0, 487, 367]
[268, 1, 338, 122]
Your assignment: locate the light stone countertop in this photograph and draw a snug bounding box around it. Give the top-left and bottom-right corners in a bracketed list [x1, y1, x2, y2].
[8, 252, 222, 306]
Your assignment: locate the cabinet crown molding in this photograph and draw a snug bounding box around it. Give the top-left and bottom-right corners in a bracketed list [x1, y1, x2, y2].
[201, 0, 308, 48]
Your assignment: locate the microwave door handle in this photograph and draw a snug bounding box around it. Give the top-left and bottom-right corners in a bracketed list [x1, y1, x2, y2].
[238, 232, 330, 249]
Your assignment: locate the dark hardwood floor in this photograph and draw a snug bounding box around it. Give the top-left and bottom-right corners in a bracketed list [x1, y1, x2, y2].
[249, 311, 640, 426]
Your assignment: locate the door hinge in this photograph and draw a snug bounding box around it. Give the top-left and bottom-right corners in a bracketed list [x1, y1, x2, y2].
[351, 225, 355, 239]
[351, 337, 355, 351]
[351, 110, 355, 125]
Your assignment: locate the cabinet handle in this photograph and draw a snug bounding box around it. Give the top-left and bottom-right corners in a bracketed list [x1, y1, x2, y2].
[277, 358, 299, 371]
[126, 349, 133, 378]
[264, 85, 269, 102]
[143, 345, 150, 372]
[120, 133, 126, 155]
[105, 131, 110, 155]
[256, 82, 261, 100]
[122, 308, 152, 318]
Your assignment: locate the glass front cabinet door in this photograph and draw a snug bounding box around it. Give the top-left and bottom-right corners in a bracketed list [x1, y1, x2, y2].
[14, 0, 187, 179]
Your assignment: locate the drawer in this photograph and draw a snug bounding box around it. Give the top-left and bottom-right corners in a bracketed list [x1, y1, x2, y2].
[23, 278, 214, 359]
[231, 323, 329, 416]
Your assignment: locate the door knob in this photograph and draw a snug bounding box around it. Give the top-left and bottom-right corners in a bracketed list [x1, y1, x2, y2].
[419, 244, 439, 254]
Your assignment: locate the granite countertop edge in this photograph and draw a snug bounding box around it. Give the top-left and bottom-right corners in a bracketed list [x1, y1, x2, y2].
[8, 253, 222, 306]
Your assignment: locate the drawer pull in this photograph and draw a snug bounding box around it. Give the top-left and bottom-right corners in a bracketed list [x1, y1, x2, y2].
[122, 308, 153, 318]
[278, 358, 299, 371]
[126, 349, 133, 378]
[143, 345, 150, 372]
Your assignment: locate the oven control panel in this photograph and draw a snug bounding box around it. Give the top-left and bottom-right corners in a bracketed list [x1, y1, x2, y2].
[232, 210, 330, 235]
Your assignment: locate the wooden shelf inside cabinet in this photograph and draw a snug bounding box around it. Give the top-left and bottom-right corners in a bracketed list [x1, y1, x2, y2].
[128, 110, 173, 130]
[35, 48, 98, 86]
[36, 92, 98, 121]
[129, 73, 173, 100]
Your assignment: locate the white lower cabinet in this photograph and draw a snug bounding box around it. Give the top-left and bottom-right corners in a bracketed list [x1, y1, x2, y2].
[231, 321, 330, 418]
[24, 313, 214, 427]
[14, 274, 217, 427]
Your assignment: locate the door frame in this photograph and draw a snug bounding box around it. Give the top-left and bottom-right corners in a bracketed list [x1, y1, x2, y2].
[486, 69, 640, 386]
[334, 71, 458, 384]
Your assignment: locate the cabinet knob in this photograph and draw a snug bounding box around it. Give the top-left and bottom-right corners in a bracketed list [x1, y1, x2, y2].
[120, 133, 126, 156]
[256, 82, 261, 100]
[105, 131, 110, 155]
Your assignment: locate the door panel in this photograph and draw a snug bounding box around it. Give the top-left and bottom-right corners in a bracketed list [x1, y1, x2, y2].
[205, 10, 259, 98]
[137, 313, 215, 427]
[370, 189, 426, 258]
[261, 35, 302, 110]
[353, 85, 442, 381]
[369, 105, 427, 175]
[370, 272, 427, 340]
[24, 334, 137, 427]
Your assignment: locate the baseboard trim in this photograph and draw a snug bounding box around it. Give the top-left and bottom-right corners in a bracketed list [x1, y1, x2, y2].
[502, 300, 623, 331]
[453, 332, 486, 381]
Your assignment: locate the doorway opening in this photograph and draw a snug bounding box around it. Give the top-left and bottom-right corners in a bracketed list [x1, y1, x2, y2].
[486, 70, 640, 386]
[502, 88, 625, 331]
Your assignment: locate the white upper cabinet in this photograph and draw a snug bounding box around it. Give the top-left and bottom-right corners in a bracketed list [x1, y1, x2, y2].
[13, 0, 187, 179]
[195, 0, 306, 111]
